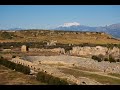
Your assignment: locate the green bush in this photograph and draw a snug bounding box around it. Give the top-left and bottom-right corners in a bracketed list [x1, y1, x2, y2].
[36, 71, 69, 85]
[36, 71, 45, 82]
[116, 59, 120, 62]
[92, 55, 117, 63]
[104, 58, 109, 61]
[92, 55, 102, 62]
[0, 58, 30, 74]
[109, 55, 116, 63]
[15, 64, 30, 74]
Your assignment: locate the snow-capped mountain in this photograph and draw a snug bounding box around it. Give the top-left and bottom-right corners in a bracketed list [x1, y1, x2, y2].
[55, 22, 120, 38]
[59, 22, 80, 27]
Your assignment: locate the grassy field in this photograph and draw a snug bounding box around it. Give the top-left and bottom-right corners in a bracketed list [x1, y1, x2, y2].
[108, 73, 120, 78]
[0, 65, 47, 85]
[0, 30, 120, 44]
[72, 66, 100, 72]
[59, 68, 120, 85]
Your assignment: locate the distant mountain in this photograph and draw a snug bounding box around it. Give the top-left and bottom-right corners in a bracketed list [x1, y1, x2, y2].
[55, 22, 120, 38]
[8, 28, 24, 30]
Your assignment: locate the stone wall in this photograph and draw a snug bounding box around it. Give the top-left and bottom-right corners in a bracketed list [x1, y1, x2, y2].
[29, 48, 65, 54]
[47, 40, 57, 46]
[10, 57, 44, 72]
[26, 55, 120, 74]
[69, 46, 120, 58]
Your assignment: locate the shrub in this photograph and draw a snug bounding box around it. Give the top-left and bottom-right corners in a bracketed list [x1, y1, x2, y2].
[0, 56, 3, 59]
[0, 58, 30, 74]
[104, 58, 109, 61]
[15, 64, 30, 74]
[92, 55, 102, 62]
[98, 54, 104, 61]
[116, 59, 120, 62]
[109, 55, 116, 63]
[36, 71, 45, 82]
[36, 71, 69, 85]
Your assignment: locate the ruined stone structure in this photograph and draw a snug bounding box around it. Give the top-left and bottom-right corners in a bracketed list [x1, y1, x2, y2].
[51, 48, 65, 54]
[29, 48, 65, 54]
[69, 46, 120, 58]
[21, 45, 28, 52]
[10, 57, 42, 72]
[10, 55, 120, 85]
[13, 55, 120, 74]
[2, 49, 11, 52]
[47, 40, 57, 46]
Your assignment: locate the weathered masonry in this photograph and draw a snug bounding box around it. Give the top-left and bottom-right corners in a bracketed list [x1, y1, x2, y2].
[10, 57, 53, 74]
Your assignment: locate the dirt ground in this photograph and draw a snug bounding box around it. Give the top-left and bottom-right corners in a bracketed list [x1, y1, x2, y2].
[0, 65, 47, 85]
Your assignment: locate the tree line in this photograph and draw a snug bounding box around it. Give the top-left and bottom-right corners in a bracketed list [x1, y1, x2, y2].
[0, 56, 30, 74]
[36, 71, 69, 85]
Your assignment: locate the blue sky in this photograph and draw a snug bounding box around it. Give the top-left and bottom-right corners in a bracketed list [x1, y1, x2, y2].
[0, 5, 120, 29]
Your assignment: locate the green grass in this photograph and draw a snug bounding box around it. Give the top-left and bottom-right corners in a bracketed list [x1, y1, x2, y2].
[59, 68, 120, 85]
[108, 73, 120, 78]
[72, 66, 100, 72]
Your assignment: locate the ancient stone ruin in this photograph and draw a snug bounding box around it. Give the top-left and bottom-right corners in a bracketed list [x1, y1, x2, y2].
[21, 45, 28, 52]
[47, 40, 57, 46]
[69, 46, 120, 59]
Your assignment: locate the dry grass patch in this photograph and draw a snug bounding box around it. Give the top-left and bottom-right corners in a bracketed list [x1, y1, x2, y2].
[0, 65, 47, 85]
[59, 67, 120, 85]
[108, 73, 120, 78]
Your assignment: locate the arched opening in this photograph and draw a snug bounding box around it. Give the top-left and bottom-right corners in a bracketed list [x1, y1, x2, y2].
[38, 68, 40, 70]
[82, 81, 86, 85]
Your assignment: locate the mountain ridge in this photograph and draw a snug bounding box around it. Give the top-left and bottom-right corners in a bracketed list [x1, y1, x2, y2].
[55, 23, 120, 38]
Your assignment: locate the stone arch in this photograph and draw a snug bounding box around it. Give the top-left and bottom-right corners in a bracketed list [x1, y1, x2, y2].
[82, 81, 86, 85]
[38, 68, 40, 70]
